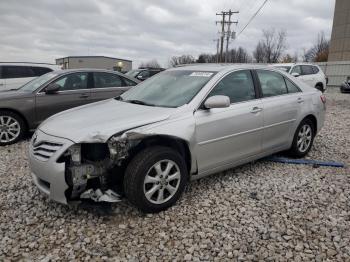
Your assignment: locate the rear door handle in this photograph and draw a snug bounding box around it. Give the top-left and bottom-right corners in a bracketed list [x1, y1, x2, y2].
[79, 94, 90, 98]
[251, 107, 263, 113]
[297, 97, 304, 103]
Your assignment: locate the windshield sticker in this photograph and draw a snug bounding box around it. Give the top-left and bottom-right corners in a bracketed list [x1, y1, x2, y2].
[189, 72, 214, 77]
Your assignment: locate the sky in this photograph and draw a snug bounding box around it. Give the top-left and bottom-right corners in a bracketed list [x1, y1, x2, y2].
[0, 0, 335, 68]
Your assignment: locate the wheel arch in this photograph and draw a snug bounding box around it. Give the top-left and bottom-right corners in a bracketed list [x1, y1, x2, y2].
[128, 135, 192, 174]
[302, 114, 317, 134]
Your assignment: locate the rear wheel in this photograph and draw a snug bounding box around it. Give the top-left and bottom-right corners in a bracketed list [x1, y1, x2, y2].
[124, 146, 188, 213]
[0, 111, 26, 146]
[288, 118, 315, 158]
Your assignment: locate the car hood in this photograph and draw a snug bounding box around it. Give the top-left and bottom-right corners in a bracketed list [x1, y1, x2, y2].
[0, 90, 33, 100]
[39, 99, 176, 143]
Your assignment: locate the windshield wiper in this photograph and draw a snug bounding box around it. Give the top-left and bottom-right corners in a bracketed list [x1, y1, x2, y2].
[124, 99, 156, 106]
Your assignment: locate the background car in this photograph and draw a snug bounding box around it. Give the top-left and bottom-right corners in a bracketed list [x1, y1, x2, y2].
[0, 69, 139, 145]
[29, 64, 326, 213]
[126, 67, 165, 81]
[340, 79, 350, 93]
[272, 63, 327, 92]
[0, 62, 61, 91]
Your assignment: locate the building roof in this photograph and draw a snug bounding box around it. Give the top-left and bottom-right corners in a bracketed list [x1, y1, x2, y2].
[55, 56, 132, 62]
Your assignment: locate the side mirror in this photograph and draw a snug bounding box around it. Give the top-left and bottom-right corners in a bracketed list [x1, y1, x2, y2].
[204, 95, 230, 109]
[45, 83, 60, 94]
[291, 72, 300, 77]
[136, 75, 144, 80]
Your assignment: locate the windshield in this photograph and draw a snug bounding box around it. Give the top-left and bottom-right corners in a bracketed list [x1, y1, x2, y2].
[274, 66, 291, 72]
[126, 70, 142, 78]
[120, 70, 216, 108]
[20, 72, 59, 91]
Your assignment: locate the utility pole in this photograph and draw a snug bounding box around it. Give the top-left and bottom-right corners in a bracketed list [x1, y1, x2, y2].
[213, 38, 219, 63]
[216, 10, 239, 63]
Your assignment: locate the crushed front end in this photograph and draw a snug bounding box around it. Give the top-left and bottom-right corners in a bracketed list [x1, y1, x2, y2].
[30, 130, 138, 204]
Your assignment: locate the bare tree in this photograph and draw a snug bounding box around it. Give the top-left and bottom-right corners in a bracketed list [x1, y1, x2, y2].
[304, 32, 329, 62]
[169, 55, 196, 67]
[281, 53, 298, 63]
[139, 59, 161, 68]
[253, 29, 287, 63]
[197, 47, 252, 64]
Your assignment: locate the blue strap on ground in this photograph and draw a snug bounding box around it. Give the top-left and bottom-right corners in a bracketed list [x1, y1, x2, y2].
[266, 156, 345, 168]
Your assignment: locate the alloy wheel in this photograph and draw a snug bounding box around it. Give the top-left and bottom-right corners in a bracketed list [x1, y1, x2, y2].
[143, 160, 181, 205]
[297, 124, 312, 153]
[0, 116, 21, 143]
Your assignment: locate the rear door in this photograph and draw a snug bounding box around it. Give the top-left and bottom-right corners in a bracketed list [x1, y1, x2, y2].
[195, 70, 263, 173]
[2, 66, 36, 90]
[299, 65, 315, 87]
[90, 72, 135, 102]
[256, 69, 301, 152]
[34, 72, 92, 125]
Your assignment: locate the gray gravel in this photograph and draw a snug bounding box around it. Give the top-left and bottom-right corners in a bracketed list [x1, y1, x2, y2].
[1, 90, 350, 261]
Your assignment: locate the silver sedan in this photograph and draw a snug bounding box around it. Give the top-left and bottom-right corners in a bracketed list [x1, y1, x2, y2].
[29, 64, 326, 213]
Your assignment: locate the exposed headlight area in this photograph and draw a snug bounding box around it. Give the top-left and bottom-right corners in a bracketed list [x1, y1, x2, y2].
[60, 135, 139, 203]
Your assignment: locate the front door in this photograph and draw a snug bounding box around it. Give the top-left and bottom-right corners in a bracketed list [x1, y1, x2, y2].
[194, 70, 263, 173]
[34, 72, 91, 126]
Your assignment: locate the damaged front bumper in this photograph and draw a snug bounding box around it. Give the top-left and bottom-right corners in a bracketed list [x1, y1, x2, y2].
[29, 130, 129, 205]
[29, 129, 73, 204]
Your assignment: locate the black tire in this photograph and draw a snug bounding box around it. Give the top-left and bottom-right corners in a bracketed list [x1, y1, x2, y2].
[0, 110, 26, 146]
[315, 84, 324, 92]
[288, 118, 315, 158]
[124, 146, 188, 213]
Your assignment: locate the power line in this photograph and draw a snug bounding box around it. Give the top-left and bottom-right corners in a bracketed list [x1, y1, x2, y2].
[237, 0, 268, 38]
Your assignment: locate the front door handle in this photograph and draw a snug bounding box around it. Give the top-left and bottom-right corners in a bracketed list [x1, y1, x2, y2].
[79, 94, 89, 98]
[297, 97, 304, 103]
[251, 107, 263, 113]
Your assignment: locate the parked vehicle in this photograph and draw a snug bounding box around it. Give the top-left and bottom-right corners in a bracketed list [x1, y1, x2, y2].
[29, 64, 326, 213]
[0, 62, 61, 91]
[272, 63, 327, 92]
[126, 67, 165, 81]
[340, 79, 350, 93]
[0, 69, 139, 145]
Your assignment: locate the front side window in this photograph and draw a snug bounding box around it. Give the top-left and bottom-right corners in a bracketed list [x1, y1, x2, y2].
[208, 70, 256, 103]
[2, 66, 35, 79]
[122, 77, 137, 86]
[52, 72, 88, 91]
[291, 66, 302, 75]
[120, 70, 216, 108]
[257, 70, 288, 97]
[301, 65, 314, 75]
[93, 72, 123, 88]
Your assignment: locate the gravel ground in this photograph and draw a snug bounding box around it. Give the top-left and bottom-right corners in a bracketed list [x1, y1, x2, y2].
[0, 90, 349, 261]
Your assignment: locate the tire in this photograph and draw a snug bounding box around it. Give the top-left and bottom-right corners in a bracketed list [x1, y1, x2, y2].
[288, 118, 315, 158]
[315, 84, 324, 92]
[124, 146, 188, 213]
[0, 110, 26, 146]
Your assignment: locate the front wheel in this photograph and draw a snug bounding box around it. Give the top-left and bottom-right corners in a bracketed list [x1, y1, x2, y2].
[0, 110, 26, 146]
[288, 118, 315, 158]
[124, 146, 188, 213]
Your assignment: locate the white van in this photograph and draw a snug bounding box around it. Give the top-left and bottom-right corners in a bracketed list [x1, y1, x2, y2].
[0, 63, 61, 91]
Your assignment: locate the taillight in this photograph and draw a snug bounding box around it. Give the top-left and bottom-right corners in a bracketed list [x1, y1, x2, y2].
[320, 95, 326, 104]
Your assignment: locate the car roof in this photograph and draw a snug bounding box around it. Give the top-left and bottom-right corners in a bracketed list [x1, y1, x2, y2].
[170, 63, 273, 72]
[51, 68, 125, 74]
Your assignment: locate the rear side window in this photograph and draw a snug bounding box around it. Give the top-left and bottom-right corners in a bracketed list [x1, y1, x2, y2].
[2, 66, 35, 79]
[256, 70, 288, 97]
[93, 72, 123, 88]
[312, 66, 320, 74]
[208, 70, 256, 103]
[32, 67, 52, 76]
[301, 65, 314, 75]
[284, 78, 301, 93]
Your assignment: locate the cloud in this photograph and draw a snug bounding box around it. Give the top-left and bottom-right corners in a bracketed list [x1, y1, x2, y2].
[0, 0, 335, 67]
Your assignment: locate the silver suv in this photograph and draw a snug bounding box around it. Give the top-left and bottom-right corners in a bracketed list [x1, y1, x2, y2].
[29, 64, 326, 213]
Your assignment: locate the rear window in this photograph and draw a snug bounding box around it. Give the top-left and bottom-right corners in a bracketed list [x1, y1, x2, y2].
[1, 66, 35, 79]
